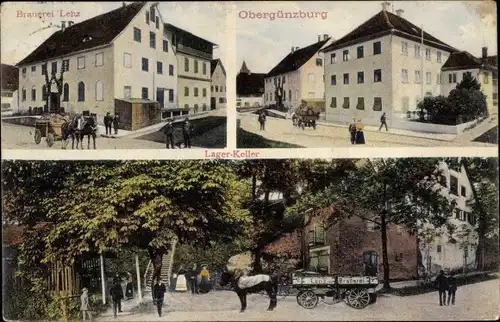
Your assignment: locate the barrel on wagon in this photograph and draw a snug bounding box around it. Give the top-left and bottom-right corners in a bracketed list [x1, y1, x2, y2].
[33, 114, 68, 147]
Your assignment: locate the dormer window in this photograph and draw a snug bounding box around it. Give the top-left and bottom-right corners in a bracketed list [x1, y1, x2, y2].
[82, 35, 93, 43]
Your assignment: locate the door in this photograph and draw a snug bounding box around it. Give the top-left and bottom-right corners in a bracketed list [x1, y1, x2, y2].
[211, 97, 216, 110]
[156, 88, 165, 109]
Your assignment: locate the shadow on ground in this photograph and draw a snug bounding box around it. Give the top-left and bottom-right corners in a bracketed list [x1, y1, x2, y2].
[136, 116, 227, 148]
[473, 125, 498, 144]
[237, 128, 303, 148]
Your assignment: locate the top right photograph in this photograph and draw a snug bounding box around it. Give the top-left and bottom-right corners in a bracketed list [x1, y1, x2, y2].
[236, 1, 498, 148]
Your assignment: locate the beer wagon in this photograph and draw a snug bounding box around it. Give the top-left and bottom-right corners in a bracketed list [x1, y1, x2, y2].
[292, 272, 378, 309]
[33, 114, 67, 147]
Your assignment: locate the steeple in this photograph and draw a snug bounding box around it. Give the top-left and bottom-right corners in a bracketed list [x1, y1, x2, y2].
[240, 61, 250, 74]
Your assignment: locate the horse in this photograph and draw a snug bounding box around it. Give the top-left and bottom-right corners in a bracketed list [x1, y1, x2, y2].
[219, 269, 277, 313]
[77, 116, 97, 149]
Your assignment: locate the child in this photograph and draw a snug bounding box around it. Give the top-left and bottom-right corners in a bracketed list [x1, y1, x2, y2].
[80, 288, 92, 321]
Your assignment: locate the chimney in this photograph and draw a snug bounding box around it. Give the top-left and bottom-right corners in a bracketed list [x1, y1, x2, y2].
[291, 46, 295, 53]
[482, 47, 488, 59]
[61, 21, 66, 31]
[68, 21, 74, 27]
[318, 35, 321, 42]
[396, 9, 404, 16]
[381, 1, 390, 11]
[323, 34, 328, 41]
[295, 46, 299, 51]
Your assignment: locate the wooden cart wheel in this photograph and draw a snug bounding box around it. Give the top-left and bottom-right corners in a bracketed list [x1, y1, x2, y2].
[297, 290, 318, 309]
[34, 129, 42, 144]
[346, 288, 370, 309]
[46, 133, 55, 147]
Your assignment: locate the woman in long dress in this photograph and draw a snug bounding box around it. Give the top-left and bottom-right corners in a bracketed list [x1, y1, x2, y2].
[355, 120, 366, 144]
[198, 265, 211, 294]
[175, 267, 188, 292]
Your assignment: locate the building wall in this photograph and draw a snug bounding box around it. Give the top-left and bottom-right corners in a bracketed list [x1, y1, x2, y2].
[18, 45, 115, 124]
[211, 62, 226, 109]
[264, 70, 301, 110]
[299, 51, 327, 101]
[324, 35, 394, 126]
[1, 89, 16, 112]
[391, 35, 451, 120]
[237, 95, 263, 108]
[176, 53, 211, 113]
[113, 3, 178, 110]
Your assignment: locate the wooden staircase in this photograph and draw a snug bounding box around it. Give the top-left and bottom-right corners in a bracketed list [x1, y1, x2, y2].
[143, 239, 177, 296]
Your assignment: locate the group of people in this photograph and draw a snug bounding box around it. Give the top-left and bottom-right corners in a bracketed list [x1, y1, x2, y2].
[174, 263, 212, 295]
[163, 118, 194, 149]
[103, 112, 120, 136]
[348, 119, 366, 145]
[434, 270, 458, 306]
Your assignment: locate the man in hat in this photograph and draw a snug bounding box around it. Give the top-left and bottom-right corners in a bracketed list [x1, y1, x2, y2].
[182, 117, 194, 149]
[379, 112, 388, 131]
[80, 287, 92, 321]
[258, 111, 266, 131]
[152, 278, 167, 317]
[164, 119, 175, 149]
[188, 263, 200, 294]
[434, 269, 449, 306]
[110, 277, 124, 317]
[104, 112, 113, 136]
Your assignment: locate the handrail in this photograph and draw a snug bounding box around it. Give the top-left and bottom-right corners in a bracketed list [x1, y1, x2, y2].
[143, 260, 152, 290]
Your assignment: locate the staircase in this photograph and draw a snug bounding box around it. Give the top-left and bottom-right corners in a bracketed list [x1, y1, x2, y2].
[143, 238, 177, 296]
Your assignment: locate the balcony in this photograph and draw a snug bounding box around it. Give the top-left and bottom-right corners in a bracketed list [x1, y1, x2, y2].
[176, 44, 212, 60]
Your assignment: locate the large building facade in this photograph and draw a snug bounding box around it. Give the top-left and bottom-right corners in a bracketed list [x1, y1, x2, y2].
[210, 59, 227, 110]
[16, 2, 178, 125]
[264, 35, 332, 111]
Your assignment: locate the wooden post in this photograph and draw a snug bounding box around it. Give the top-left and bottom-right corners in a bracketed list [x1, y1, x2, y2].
[100, 253, 106, 305]
[135, 253, 142, 302]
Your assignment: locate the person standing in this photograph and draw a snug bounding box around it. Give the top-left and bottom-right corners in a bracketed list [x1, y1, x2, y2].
[164, 119, 175, 149]
[434, 270, 448, 306]
[348, 118, 357, 145]
[104, 112, 112, 136]
[355, 120, 366, 144]
[113, 114, 120, 135]
[199, 264, 211, 294]
[176, 266, 188, 292]
[189, 263, 200, 295]
[258, 112, 266, 131]
[379, 112, 388, 131]
[182, 118, 194, 149]
[110, 278, 124, 318]
[152, 278, 167, 317]
[80, 288, 92, 321]
[447, 272, 458, 305]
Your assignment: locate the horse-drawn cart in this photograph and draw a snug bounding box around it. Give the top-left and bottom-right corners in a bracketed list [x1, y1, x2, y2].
[292, 272, 378, 309]
[33, 114, 68, 147]
[292, 100, 321, 130]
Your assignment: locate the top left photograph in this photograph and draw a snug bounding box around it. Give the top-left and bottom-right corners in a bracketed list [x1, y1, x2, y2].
[1, 1, 228, 150]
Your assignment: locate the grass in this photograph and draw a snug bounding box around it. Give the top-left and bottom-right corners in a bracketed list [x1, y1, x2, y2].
[237, 128, 303, 148]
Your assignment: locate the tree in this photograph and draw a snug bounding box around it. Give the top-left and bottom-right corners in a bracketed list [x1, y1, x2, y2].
[456, 72, 481, 91]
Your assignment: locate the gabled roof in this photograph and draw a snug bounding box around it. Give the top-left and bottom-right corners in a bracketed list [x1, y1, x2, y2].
[210, 59, 226, 77]
[442, 51, 497, 71]
[1, 64, 19, 91]
[237, 72, 266, 97]
[266, 38, 330, 78]
[16, 2, 147, 66]
[164, 23, 218, 47]
[321, 10, 457, 53]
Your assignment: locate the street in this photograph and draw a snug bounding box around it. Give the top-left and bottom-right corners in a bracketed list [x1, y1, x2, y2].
[238, 113, 498, 148]
[97, 278, 499, 321]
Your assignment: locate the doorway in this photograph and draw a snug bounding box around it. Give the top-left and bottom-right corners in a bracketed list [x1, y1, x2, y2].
[156, 88, 165, 109]
[211, 97, 216, 110]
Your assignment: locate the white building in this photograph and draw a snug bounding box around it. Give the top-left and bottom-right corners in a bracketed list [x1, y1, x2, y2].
[1, 64, 18, 115]
[321, 7, 457, 128]
[164, 23, 217, 116]
[264, 35, 332, 111]
[210, 59, 227, 110]
[420, 161, 478, 275]
[16, 2, 178, 125]
[236, 61, 265, 108]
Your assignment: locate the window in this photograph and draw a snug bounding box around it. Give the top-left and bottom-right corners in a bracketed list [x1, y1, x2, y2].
[123, 53, 132, 68]
[331, 75, 336, 86]
[461, 185, 466, 197]
[357, 71, 364, 84]
[426, 72, 431, 84]
[452, 73, 457, 83]
[288, 90, 291, 100]
[343, 50, 349, 61]
[95, 53, 104, 67]
[51, 62, 57, 74]
[211, 85, 214, 92]
[60, 83, 68, 101]
[163, 40, 169, 52]
[169, 64, 174, 76]
[124, 86, 131, 99]
[415, 70, 421, 83]
[150, 32, 156, 49]
[450, 175, 458, 195]
[42, 63, 47, 75]
[31, 66, 36, 76]
[21, 88, 26, 101]
[168, 89, 174, 102]
[342, 97, 350, 109]
[437, 73, 441, 84]
[141, 87, 148, 99]
[150, 7, 155, 21]
[77, 56, 85, 69]
[330, 53, 336, 64]
[401, 41, 408, 55]
[437, 245, 442, 253]
[283, 90, 286, 101]
[357, 46, 364, 59]
[425, 48, 431, 60]
[155, 17, 159, 29]
[194, 60, 199, 73]
[142, 58, 149, 72]
[343, 73, 349, 84]
[95, 81, 103, 101]
[316, 58, 323, 66]
[62, 59, 69, 72]
[373, 41, 381, 55]
[401, 69, 409, 83]
[202, 88, 207, 97]
[133, 27, 141, 42]
[145, 11, 149, 23]
[31, 86, 36, 101]
[41, 85, 47, 101]
[483, 72, 489, 84]
[22, 68, 26, 78]
[215, 85, 219, 92]
[308, 73, 315, 82]
[219, 98, 225, 104]
[373, 97, 382, 111]
[356, 97, 365, 110]
[184, 57, 189, 72]
[414, 45, 420, 57]
[77, 82, 85, 101]
[455, 208, 461, 219]
[203, 62, 207, 75]
[157, 61, 163, 74]
[373, 69, 382, 82]
[437, 51, 442, 62]
[194, 88, 199, 97]
[184, 87, 189, 96]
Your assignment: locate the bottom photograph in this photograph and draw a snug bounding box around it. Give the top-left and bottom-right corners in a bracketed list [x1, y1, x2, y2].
[2, 158, 498, 321]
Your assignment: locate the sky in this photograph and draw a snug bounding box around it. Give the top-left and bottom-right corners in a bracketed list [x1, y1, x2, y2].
[0, 1, 228, 66]
[235, 1, 498, 74]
